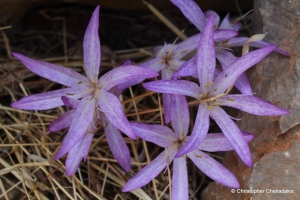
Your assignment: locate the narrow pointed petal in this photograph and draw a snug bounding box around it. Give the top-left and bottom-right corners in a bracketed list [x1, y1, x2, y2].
[172, 157, 188, 200]
[171, 95, 190, 137]
[61, 96, 80, 109]
[103, 116, 131, 172]
[143, 80, 201, 99]
[199, 132, 254, 152]
[176, 104, 209, 157]
[170, 0, 206, 31]
[98, 90, 135, 139]
[130, 122, 175, 147]
[188, 150, 240, 188]
[213, 29, 238, 42]
[65, 133, 94, 176]
[83, 6, 101, 82]
[172, 58, 197, 79]
[49, 110, 75, 132]
[12, 52, 88, 87]
[122, 149, 176, 192]
[140, 58, 165, 72]
[99, 65, 159, 91]
[219, 95, 289, 116]
[114, 79, 142, 97]
[216, 49, 252, 95]
[211, 46, 276, 96]
[210, 106, 252, 167]
[54, 97, 96, 159]
[204, 10, 220, 27]
[219, 13, 242, 31]
[11, 87, 90, 110]
[196, 16, 216, 93]
[163, 93, 172, 124]
[227, 37, 290, 56]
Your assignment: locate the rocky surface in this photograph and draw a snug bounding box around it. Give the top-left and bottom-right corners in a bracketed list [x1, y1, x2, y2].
[202, 0, 300, 199]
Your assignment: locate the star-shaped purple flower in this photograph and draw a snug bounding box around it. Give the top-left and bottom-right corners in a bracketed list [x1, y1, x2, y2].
[143, 16, 289, 167]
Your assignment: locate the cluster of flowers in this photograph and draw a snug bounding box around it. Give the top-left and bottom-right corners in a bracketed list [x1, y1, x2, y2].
[11, 0, 289, 199]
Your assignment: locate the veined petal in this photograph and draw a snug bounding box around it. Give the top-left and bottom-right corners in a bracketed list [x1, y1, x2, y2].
[227, 37, 290, 56]
[176, 103, 210, 157]
[103, 116, 131, 172]
[65, 133, 94, 176]
[196, 16, 216, 93]
[11, 86, 91, 110]
[99, 65, 159, 91]
[216, 49, 252, 95]
[188, 150, 240, 188]
[219, 13, 242, 31]
[83, 6, 101, 83]
[171, 95, 190, 137]
[114, 79, 142, 97]
[219, 95, 289, 116]
[204, 10, 220, 27]
[163, 93, 172, 124]
[98, 90, 135, 139]
[140, 58, 165, 72]
[130, 122, 175, 147]
[61, 96, 80, 109]
[172, 157, 188, 200]
[54, 97, 96, 159]
[213, 29, 238, 42]
[198, 132, 254, 152]
[49, 110, 75, 132]
[172, 58, 197, 79]
[210, 46, 276, 96]
[143, 80, 201, 99]
[170, 0, 206, 31]
[122, 148, 176, 192]
[210, 106, 252, 167]
[12, 52, 88, 87]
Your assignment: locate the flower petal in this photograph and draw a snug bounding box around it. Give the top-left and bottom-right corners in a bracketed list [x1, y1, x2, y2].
[99, 65, 159, 91]
[204, 10, 220, 27]
[61, 96, 80, 109]
[65, 133, 94, 176]
[98, 90, 135, 139]
[170, 0, 206, 31]
[12, 52, 88, 87]
[172, 157, 188, 200]
[49, 110, 75, 132]
[171, 95, 190, 137]
[188, 150, 240, 188]
[219, 95, 289, 116]
[83, 5, 101, 83]
[163, 93, 172, 124]
[172, 58, 197, 79]
[143, 80, 201, 99]
[11, 87, 90, 110]
[219, 13, 242, 31]
[210, 46, 276, 96]
[140, 58, 165, 72]
[130, 122, 175, 147]
[196, 15, 216, 93]
[210, 106, 252, 167]
[103, 116, 131, 172]
[198, 132, 254, 152]
[122, 148, 176, 192]
[176, 103, 210, 157]
[54, 97, 96, 159]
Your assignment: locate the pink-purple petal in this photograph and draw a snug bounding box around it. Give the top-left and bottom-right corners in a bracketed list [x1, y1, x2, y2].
[176, 103, 209, 157]
[172, 157, 188, 200]
[188, 150, 240, 188]
[130, 122, 175, 147]
[122, 148, 176, 192]
[103, 116, 131, 172]
[163, 93, 172, 124]
[49, 110, 75, 132]
[204, 10, 220, 27]
[170, 0, 206, 32]
[143, 80, 201, 99]
[172, 58, 197, 79]
[61, 96, 80, 109]
[54, 97, 96, 159]
[83, 5, 101, 83]
[99, 65, 159, 91]
[98, 90, 135, 139]
[171, 95, 190, 138]
[140, 57, 165, 72]
[219, 95, 289, 116]
[196, 16, 216, 93]
[219, 13, 242, 31]
[12, 52, 88, 87]
[210, 106, 252, 167]
[198, 132, 254, 152]
[210, 46, 276, 96]
[65, 133, 94, 176]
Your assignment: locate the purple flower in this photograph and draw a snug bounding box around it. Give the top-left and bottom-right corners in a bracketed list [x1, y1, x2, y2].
[11, 6, 159, 175]
[122, 94, 254, 199]
[143, 16, 289, 167]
